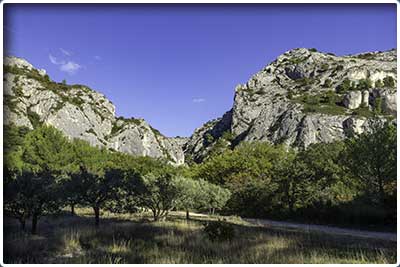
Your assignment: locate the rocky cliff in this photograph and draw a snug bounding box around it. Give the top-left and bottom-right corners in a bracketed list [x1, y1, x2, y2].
[184, 48, 397, 162]
[3, 56, 185, 165]
[4, 48, 397, 165]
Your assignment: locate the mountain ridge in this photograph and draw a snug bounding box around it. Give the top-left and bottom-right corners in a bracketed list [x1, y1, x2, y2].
[3, 47, 397, 164]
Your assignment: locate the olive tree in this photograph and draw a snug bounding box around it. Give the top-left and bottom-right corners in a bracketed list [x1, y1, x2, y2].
[137, 172, 181, 221]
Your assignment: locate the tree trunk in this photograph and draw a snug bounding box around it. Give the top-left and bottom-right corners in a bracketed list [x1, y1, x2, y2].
[152, 209, 158, 221]
[186, 210, 190, 220]
[31, 213, 38, 235]
[71, 204, 75, 215]
[93, 206, 100, 227]
[378, 177, 385, 206]
[19, 218, 26, 231]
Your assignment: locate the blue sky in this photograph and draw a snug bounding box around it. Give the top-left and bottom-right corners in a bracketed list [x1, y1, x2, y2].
[4, 4, 396, 137]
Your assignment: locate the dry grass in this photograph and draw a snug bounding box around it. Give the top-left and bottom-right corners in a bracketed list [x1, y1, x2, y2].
[3, 208, 396, 264]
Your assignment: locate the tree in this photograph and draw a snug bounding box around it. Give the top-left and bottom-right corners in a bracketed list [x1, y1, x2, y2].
[64, 139, 104, 215]
[22, 125, 75, 174]
[72, 166, 125, 226]
[336, 78, 352, 93]
[4, 169, 30, 231]
[294, 142, 350, 208]
[62, 79, 67, 85]
[322, 78, 332, 88]
[344, 122, 396, 207]
[15, 126, 74, 234]
[137, 171, 181, 221]
[374, 79, 383, 88]
[193, 142, 287, 217]
[200, 180, 231, 215]
[356, 78, 372, 90]
[5, 170, 62, 234]
[175, 177, 201, 220]
[4, 124, 30, 173]
[383, 76, 395, 88]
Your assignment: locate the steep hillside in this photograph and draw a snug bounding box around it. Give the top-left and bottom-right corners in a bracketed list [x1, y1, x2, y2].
[3, 56, 184, 165]
[4, 48, 397, 164]
[185, 48, 397, 162]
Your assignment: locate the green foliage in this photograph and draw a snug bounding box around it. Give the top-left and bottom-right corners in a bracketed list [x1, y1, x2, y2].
[322, 78, 332, 88]
[374, 79, 383, 88]
[109, 122, 124, 137]
[356, 78, 372, 90]
[320, 63, 329, 71]
[204, 133, 214, 145]
[308, 48, 318, 52]
[373, 97, 382, 115]
[343, 122, 396, 207]
[27, 110, 42, 128]
[4, 95, 19, 113]
[291, 92, 346, 116]
[72, 166, 127, 226]
[4, 125, 29, 174]
[336, 78, 354, 93]
[321, 90, 336, 105]
[13, 86, 24, 97]
[383, 76, 395, 88]
[4, 64, 49, 84]
[203, 220, 235, 242]
[149, 125, 162, 137]
[22, 125, 75, 175]
[4, 170, 63, 234]
[296, 77, 313, 86]
[355, 52, 376, 60]
[335, 65, 344, 71]
[286, 54, 311, 65]
[352, 106, 374, 118]
[221, 131, 235, 142]
[137, 171, 181, 221]
[62, 79, 67, 85]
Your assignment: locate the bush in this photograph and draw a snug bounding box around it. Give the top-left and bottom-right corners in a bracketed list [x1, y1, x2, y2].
[356, 78, 372, 90]
[203, 220, 235, 242]
[335, 65, 344, 71]
[374, 79, 383, 88]
[336, 78, 353, 93]
[323, 79, 332, 88]
[383, 76, 395, 88]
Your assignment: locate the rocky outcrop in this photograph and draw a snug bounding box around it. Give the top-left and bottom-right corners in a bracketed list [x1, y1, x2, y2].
[4, 48, 397, 165]
[3, 56, 184, 165]
[184, 48, 397, 162]
[343, 91, 362, 109]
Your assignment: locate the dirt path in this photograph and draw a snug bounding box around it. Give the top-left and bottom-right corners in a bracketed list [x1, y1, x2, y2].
[244, 218, 396, 242]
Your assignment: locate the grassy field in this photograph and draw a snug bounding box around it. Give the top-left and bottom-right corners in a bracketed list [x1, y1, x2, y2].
[3, 208, 396, 264]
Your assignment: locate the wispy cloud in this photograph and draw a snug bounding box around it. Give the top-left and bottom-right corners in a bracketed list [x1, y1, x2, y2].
[60, 48, 72, 56]
[49, 54, 65, 65]
[60, 61, 82, 74]
[94, 55, 102, 60]
[193, 98, 206, 103]
[49, 54, 82, 75]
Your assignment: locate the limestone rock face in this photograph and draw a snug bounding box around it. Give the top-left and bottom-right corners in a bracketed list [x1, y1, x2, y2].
[4, 48, 397, 165]
[184, 48, 397, 162]
[380, 90, 397, 116]
[343, 91, 362, 109]
[3, 56, 185, 165]
[362, 90, 370, 106]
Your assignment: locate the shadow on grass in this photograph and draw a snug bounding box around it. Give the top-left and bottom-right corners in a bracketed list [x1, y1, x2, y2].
[3, 211, 397, 264]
